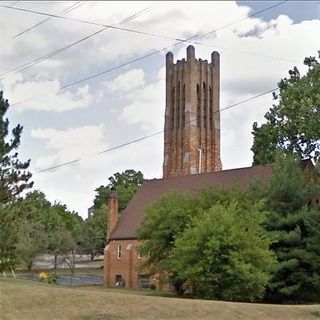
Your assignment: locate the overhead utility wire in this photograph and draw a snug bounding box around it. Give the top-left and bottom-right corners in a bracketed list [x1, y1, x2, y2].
[33, 87, 277, 175]
[0, 1, 288, 37]
[0, 0, 290, 79]
[9, 1, 288, 107]
[12, 1, 87, 39]
[0, 1, 164, 79]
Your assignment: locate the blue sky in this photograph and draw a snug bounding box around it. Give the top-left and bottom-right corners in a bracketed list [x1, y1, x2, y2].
[0, 1, 319, 218]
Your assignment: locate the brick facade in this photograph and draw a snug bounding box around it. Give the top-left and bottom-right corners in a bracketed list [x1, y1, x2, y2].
[104, 239, 168, 290]
[163, 45, 222, 178]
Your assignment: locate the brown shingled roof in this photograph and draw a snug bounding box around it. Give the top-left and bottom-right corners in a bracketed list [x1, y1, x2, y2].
[109, 165, 273, 240]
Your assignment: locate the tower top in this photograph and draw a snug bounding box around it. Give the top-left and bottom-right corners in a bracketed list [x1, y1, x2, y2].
[166, 46, 219, 65]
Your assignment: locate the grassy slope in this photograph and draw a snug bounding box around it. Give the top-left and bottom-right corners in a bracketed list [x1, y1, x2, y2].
[1, 279, 319, 320]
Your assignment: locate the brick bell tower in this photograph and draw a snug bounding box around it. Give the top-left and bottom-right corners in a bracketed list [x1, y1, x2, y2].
[163, 45, 222, 178]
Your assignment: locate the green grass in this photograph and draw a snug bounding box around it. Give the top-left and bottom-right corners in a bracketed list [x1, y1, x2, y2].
[1, 279, 320, 320]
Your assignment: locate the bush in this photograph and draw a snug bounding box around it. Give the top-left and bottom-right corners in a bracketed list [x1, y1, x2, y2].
[149, 283, 156, 290]
[39, 271, 59, 284]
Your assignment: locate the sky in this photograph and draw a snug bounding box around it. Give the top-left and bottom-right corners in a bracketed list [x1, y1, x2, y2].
[0, 1, 319, 218]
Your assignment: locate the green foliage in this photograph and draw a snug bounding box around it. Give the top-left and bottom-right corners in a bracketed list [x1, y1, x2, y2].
[12, 190, 83, 270]
[16, 219, 47, 271]
[0, 91, 33, 271]
[93, 169, 143, 211]
[138, 188, 275, 300]
[137, 192, 196, 276]
[0, 203, 21, 272]
[149, 284, 156, 290]
[81, 205, 107, 259]
[256, 154, 320, 302]
[39, 271, 59, 284]
[251, 53, 320, 164]
[85, 169, 143, 259]
[171, 202, 275, 301]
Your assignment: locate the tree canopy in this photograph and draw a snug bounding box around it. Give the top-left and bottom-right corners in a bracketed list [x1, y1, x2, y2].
[0, 91, 33, 272]
[251, 53, 320, 165]
[257, 154, 320, 303]
[0, 91, 33, 203]
[93, 169, 143, 211]
[138, 188, 275, 300]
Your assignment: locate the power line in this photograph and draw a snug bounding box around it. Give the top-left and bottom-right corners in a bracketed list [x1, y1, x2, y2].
[0, 2, 165, 79]
[12, 1, 87, 39]
[33, 87, 278, 175]
[0, 0, 291, 79]
[0, 1, 288, 38]
[8, 1, 289, 107]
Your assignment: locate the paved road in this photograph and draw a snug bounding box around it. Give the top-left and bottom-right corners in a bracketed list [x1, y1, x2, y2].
[7, 274, 104, 286]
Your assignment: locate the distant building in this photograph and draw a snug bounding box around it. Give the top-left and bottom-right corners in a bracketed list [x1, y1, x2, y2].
[87, 205, 95, 220]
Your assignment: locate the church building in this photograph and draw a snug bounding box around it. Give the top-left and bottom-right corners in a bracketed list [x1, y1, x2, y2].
[103, 46, 273, 289]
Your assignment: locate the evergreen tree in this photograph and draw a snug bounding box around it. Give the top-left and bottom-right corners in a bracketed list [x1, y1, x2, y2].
[0, 91, 32, 272]
[262, 154, 320, 302]
[0, 91, 33, 202]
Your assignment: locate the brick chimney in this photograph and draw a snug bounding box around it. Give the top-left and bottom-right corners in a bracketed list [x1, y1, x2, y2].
[107, 190, 119, 242]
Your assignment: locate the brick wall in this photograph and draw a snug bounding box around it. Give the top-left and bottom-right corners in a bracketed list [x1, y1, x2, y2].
[104, 239, 168, 290]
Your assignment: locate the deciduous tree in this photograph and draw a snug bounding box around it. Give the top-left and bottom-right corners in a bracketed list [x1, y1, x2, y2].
[251, 53, 320, 164]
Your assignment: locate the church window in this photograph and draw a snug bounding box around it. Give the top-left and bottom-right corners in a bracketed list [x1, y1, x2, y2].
[117, 245, 122, 259]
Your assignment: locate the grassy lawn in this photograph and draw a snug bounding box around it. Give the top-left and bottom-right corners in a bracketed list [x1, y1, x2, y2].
[1, 279, 320, 320]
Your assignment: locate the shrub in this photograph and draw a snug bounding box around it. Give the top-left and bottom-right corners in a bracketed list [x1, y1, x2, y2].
[149, 284, 156, 290]
[39, 271, 59, 284]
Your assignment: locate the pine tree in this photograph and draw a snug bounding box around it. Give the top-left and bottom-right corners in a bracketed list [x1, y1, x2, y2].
[263, 154, 320, 303]
[0, 91, 33, 272]
[0, 91, 33, 202]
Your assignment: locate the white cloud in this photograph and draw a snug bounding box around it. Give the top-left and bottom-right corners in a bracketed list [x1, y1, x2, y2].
[104, 68, 145, 93]
[118, 67, 165, 131]
[30, 124, 108, 170]
[1, 74, 93, 112]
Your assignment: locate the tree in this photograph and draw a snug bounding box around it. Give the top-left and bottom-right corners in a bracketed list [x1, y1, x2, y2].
[0, 91, 33, 272]
[81, 204, 107, 260]
[93, 169, 143, 211]
[257, 154, 320, 302]
[0, 203, 21, 273]
[137, 192, 196, 293]
[137, 187, 271, 297]
[16, 219, 47, 271]
[171, 202, 275, 301]
[0, 91, 33, 202]
[46, 202, 82, 269]
[251, 53, 320, 165]
[85, 169, 143, 260]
